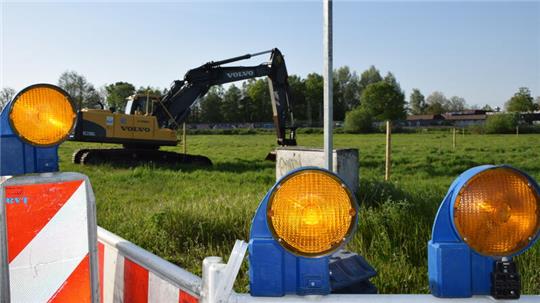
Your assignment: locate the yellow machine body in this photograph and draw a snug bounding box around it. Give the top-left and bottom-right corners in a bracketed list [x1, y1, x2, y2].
[72, 109, 177, 146]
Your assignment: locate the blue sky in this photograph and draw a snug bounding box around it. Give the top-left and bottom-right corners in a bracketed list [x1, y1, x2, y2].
[1, 1, 539, 108]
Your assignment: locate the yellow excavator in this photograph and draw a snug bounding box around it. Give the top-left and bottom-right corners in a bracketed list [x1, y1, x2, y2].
[70, 48, 297, 165]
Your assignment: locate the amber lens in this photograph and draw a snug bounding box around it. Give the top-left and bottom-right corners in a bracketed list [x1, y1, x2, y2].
[454, 168, 540, 256]
[267, 170, 357, 256]
[9, 86, 75, 146]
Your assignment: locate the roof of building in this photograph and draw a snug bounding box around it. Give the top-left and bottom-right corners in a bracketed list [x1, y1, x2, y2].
[444, 114, 487, 121]
[446, 110, 487, 116]
[406, 114, 444, 121]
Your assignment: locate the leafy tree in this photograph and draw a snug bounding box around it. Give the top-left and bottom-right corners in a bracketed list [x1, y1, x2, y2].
[505, 87, 535, 112]
[199, 86, 224, 123]
[105, 82, 135, 111]
[239, 82, 255, 122]
[409, 89, 426, 115]
[448, 96, 467, 112]
[358, 66, 384, 107]
[383, 72, 404, 100]
[222, 85, 242, 122]
[85, 87, 103, 109]
[245, 79, 272, 122]
[288, 75, 307, 122]
[360, 81, 406, 121]
[188, 100, 202, 123]
[137, 86, 164, 96]
[0, 87, 16, 111]
[58, 71, 102, 109]
[344, 107, 372, 133]
[425, 91, 449, 114]
[482, 104, 494, 112]
[333, 66, 360, 118]
[304, 73, 323, 126]
[383, 72, 401, 93]
[359, 65, 382, 92]
[536, 96, 540, 110]
[484, 113, 519, 134]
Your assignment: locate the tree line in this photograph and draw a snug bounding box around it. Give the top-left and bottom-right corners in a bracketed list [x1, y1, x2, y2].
[192, 66, 407, 125]
[1, 69, 539, 126]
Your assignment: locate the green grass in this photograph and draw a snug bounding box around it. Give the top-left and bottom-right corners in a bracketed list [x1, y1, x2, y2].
[58, 133, 540, 294]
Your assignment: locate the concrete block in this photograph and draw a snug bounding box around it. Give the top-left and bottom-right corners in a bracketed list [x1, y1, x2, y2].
[276, 147, 359, 193]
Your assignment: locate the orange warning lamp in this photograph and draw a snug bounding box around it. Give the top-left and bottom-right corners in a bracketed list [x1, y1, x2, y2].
[9, 84, 75, 147]
[0, 84, 76, 175]
[249, 167, 363, 296]
[453, 167, 540, 256]
[266, 169, 357, 257]
[428, 165, 540, 299]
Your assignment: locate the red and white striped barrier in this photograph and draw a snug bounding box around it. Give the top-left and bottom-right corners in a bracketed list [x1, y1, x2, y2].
[0, 172, 202, 302]
[97, 226, 201, 303]
[0, 173, 99, 302]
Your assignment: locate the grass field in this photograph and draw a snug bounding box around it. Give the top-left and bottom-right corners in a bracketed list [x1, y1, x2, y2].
[58, 133, 540, 294]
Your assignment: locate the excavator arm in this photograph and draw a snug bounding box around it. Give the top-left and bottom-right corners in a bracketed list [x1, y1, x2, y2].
[151, 48, 297, 146]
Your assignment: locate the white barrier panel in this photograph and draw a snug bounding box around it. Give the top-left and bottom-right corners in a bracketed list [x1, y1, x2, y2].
[0, 172, 99, 302]
[276, 147, 359, 193]
[97, 226, 201, 303]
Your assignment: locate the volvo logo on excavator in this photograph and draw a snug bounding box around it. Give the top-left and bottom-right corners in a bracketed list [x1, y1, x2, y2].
[121, 126, 151, 132]
[226, 71, 254, 79]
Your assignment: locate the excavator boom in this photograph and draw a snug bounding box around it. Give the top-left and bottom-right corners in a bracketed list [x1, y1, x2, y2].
[151, 48, 296, 146]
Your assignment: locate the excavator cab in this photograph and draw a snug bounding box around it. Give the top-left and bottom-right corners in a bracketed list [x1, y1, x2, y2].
[125, 94, 160, 116]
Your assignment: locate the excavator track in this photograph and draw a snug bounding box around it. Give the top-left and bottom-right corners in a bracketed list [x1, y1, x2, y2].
[77, 149, 212, 166]
[72, 149, 92, 164]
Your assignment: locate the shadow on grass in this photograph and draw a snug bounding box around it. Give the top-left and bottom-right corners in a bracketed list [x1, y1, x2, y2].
[82, 158, 275, 173]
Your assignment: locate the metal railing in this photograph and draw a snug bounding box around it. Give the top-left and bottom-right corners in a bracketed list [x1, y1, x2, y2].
[97, 226, 201, 302]
[96, 229, 540, 303]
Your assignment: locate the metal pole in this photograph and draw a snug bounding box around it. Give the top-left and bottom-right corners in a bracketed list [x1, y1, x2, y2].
[323, 0, 333, 171]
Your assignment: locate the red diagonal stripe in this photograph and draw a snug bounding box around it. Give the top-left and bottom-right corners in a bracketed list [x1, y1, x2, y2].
[179, 291, 198, 303]
[47, 254, 91, 303]
[124, 258, 149, 303]
[98, 241, 105, 303]
[5, 180, 83, 262]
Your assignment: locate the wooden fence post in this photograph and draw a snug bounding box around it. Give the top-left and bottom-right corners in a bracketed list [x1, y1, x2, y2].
[453, 128, 456, 150]
[183, 122, 187, 154]
[385, 120, 391, 181]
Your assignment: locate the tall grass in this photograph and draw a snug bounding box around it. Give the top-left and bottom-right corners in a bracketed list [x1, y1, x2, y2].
[58, 133, 540, 294]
